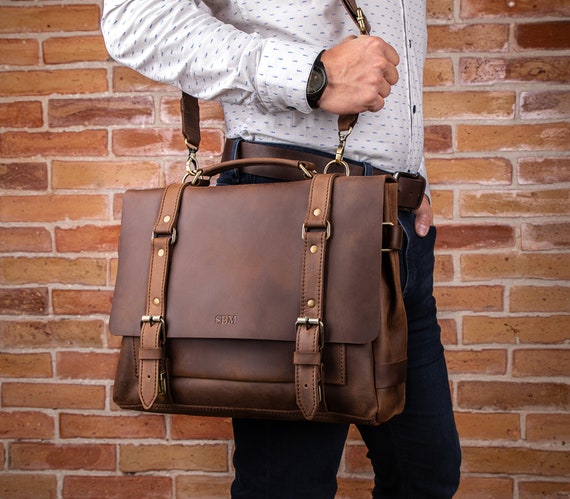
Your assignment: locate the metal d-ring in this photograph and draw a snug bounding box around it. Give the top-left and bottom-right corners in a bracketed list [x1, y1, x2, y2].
[324, 159, 350, 176]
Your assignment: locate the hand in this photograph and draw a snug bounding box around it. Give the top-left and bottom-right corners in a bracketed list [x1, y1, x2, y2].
[413, 195, 432, 237]
[318, 35, 399, 115]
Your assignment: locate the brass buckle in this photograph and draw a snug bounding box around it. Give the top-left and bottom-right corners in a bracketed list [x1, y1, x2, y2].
[302, 220, 331, 240]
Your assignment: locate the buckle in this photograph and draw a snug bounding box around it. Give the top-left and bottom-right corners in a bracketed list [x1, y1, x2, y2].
[302, 220, 331, 240]
[295, 317, 325, 349]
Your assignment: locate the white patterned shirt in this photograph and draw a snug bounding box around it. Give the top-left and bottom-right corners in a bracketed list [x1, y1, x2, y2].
[102, 0, 428, 185]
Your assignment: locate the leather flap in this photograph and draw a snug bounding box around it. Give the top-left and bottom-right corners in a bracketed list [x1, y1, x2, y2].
[110, 175, 393, 345]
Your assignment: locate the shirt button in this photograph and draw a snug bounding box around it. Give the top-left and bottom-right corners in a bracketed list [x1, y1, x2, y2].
[412, 105, 417, 114]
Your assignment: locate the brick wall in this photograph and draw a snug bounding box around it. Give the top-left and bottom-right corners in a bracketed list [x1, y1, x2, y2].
[0, 0, 568, 497]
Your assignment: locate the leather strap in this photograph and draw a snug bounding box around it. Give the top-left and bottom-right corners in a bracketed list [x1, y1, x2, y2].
[295, 173, 338, 419]
[138, 183, 187, 409]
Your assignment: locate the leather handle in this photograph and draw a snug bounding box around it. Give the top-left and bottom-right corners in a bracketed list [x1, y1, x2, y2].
[192, 158, 316, 182]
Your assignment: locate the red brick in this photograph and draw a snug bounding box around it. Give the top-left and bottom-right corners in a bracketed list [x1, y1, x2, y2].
[1, 130, 108, 158]
[63, 476, 172, 499]
[522, 221, 570, 250]
[112, 128, 224, 157]
[0, 5, 101, 33]
[457, 381, 570, 411]
[52, 160, 161, 190]
[427, 0, 453, 20]
[0, 227, 51, 253]
[424, 91, 514, 120]
[2, 382, 105, 409]
[513, 349, 570, 377]
[431, 190, 453, 219]
[461, 253, 570, 280]
[446, 349, 507, 375]
[0, 411, 54, 439]
[52, 289, 113, 315]
[0, 194, 109, 222]
[460, 57, 570, 85]
[0, 162, 47, 190]
[462, 446, 570, 476]
[60, 413, 166, 439]
[10, 442, 115, 471]
[436, 224, 515, 250]
[424, 125, 452, 153]
[57, 351, 117, 380]
[0, 69, 107, 96]
[113, 66, 173, 93]
[427, 157, 513, 185]
[0, 352, 52, 378]
[0, 474, 57, 499]
[460, 0, 570, 18]
[423, 58, 454, 87]
[510, 286, 570, 313]
[0, 319, 104, 348]
[49, 96, 154, 127]
[336, 478, 374, 499]
[526, 413, 570, 444]
[518, 156, 570, 184]
[463, 315, 570, 345]
[521, 90, 570, 119]
[56, 224, 120, 253]
[460, 189, 570, 217]
[455, 476, 513, 499]
[171, 415, 233, 440]
[176, 475, 232, 499]
[434, 254, 454, 282]
[0, 257, 106, 285]
[518, 481, 570, 497]
[516, 21, 570, 50]
[454, 412, 520, 441]
[428, 24, 508, 52]
[343, 442, 373, 474]
[0, 38, 39, 65]
[119, 443, 228, 472]
[0, 101, 43, 128]
[0, 287, 48, 315]
[43, 35, 108, 64]
[457, 123, 570, 152]
[434, 285, 503, 312]
[439, 318, 457, 345]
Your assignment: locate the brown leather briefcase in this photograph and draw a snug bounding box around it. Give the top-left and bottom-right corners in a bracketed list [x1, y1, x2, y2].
[110, 149, 408, 424]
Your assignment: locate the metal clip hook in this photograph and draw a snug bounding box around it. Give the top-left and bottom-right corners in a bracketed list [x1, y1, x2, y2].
[324, 127, 353, 176]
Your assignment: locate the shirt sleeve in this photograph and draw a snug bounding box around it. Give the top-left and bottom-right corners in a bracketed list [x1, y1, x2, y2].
[101, 0, 319, 113]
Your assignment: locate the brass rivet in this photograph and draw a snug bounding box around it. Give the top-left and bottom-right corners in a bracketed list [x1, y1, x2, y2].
[158, 249, 165, 257]
[307, 299, 316, 308]
[310, 245, 318, 254]
[153, 298, 160, 306]
[313, 208, 322, 217]
[163, 215, 171, 223]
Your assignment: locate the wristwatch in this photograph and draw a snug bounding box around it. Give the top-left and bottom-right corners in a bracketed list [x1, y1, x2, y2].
[306, 51, 328, 109]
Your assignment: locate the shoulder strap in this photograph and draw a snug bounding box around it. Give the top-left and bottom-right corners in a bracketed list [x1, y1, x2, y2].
[180, 0, 369, 151]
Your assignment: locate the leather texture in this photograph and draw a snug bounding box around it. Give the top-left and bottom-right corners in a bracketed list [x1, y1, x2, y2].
[111, 159, 408, 425]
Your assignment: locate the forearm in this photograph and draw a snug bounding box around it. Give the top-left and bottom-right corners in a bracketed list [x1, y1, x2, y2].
[101, 0, 318, 112]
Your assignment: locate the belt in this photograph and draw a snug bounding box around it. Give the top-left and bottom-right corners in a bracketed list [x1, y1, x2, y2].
[222, 139, 426, 211]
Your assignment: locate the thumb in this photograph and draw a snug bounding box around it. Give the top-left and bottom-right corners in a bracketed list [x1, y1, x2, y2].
[413, 195, 432, 237]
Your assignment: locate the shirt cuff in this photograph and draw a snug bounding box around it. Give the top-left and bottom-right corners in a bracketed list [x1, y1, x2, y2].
[256, 39, 322, 114]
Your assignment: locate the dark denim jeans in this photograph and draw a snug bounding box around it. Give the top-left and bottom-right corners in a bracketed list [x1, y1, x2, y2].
[217, 168, 461, 499]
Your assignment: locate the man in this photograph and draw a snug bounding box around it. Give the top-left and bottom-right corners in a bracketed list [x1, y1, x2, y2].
[102, 1, 461, 497]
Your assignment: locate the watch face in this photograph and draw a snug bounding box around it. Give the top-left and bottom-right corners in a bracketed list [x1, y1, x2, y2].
[308, 65, 326, 95]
